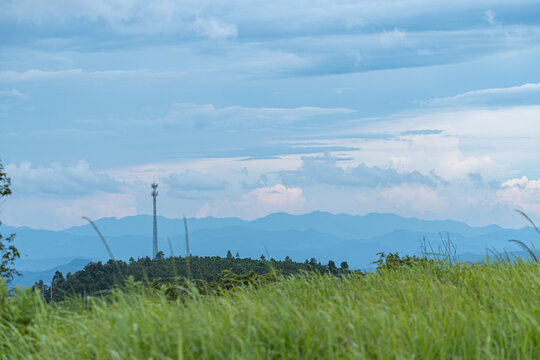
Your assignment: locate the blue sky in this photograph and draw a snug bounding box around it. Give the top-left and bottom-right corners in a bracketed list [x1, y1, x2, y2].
[2, 0, 540, 229]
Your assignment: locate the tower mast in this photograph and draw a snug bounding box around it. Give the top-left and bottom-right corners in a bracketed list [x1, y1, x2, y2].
[151, 182, 158, 258]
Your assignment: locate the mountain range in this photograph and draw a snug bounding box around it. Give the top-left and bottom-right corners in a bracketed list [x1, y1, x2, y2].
[3, 211, 538, 287]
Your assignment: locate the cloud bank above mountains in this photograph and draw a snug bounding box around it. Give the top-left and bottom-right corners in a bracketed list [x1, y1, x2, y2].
[2, 0, 540, 229]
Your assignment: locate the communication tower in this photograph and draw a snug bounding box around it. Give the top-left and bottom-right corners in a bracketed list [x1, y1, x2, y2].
[151, 182, 158, 258]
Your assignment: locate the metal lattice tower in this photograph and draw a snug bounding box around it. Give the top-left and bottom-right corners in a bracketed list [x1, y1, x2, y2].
[151, 182, 158, 258]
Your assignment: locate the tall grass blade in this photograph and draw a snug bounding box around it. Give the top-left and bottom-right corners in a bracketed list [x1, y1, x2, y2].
[515, 209, 540, 236]
[509, 239, 539, 263]
[167, 237, 179, 281]
[487, 248, 505, 264]
[82, 216, 115, 260]
[167, 237, 175, 258]
[262, 244, 278, 278]
[81, 216, 125, 289]
[184, 216, 191, 280]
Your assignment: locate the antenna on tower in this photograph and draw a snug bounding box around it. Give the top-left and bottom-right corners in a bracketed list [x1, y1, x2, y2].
[151, 182, 159, 259]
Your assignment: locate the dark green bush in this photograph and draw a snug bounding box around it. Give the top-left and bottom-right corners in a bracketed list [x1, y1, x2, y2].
[374, 252, 434, 271]
[0, 280, 43, 333]
[152, 269, 280, 301]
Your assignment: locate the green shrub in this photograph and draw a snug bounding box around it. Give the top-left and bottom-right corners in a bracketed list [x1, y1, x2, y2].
[0, 280, 44, 332]
[151, 269, 280, 301]
[374, 251, 435, 271]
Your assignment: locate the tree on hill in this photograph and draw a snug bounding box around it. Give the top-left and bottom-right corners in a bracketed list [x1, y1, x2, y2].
[0, 161, 19, 283]
[327, 260, 337, 274]
[0, 162, 11, 198]
[50, 271, 65, 301]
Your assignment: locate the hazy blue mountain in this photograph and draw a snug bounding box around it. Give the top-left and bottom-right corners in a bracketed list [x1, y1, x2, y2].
[10, 228, 118, 260]
[14, 256, 96, 272]
[12, 227, 350, 264]
[13, 258, 92, 288]
[169, 226, 348, 261]
[247, 211, 506, 239]
[60, 211, 509, 240]
[3, 212, 539, 277]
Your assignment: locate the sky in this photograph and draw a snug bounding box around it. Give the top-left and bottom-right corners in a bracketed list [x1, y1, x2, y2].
[2, 0, 540, 230]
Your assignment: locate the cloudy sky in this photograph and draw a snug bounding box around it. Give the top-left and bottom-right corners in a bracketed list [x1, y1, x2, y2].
[2, 0, 540, 229]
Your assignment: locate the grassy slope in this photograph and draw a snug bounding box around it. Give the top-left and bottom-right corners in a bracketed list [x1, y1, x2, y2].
[2, 260, 540, 359]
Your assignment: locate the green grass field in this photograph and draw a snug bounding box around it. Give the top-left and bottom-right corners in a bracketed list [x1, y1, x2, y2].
[2, 258, 540, 359]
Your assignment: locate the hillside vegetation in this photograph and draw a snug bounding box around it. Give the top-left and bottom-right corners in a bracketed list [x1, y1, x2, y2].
[2, 256, 540, 359]
[35, 252, 349, 302]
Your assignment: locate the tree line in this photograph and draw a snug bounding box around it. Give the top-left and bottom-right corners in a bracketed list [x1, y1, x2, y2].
[34, 251, 351, 302]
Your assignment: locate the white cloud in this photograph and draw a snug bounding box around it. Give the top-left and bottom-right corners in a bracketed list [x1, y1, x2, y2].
[2, 0, 196, 34]
[354, 184, 448, 215]
[406, 106, 540, 139]
[0, 69, 183, 83]
[242, 184, 304, 208]
[3, 2, 540, 80]
[426, 82, 540, 107]
[348, 178, 517, 227]
[379, 184, 447, 213]
[484, 9, 496, 25]
[310, 133, 500, 182]
[163, 170, 227, 191]
[0, 69, 82, 82]
[3, 0, 531, 32]
[0, 193, 135, 230]
[280, 154, 438, 188]
[0, 89, 31, 100]
[341, 105, 540, 183]
[5, 160, 122, 196]
[194, 17, 238, 40]
[162, 170, 227, 199]
[198, 184, 306, 219]
[56, 193, 137, 225]
[501, 176, 533, 188]
[497, 176, 540, 216]
[163, 103, 355, 128]
[378, 28, 407, 47]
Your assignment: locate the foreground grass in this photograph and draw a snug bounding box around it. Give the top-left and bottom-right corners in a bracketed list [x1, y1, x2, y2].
[2, 260, 540, 359]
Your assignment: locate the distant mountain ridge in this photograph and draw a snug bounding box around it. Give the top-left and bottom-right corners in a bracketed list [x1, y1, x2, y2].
[14, 259, 92, 288]
[3, 211, 538, 288]
[59, 211, 509, 240]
